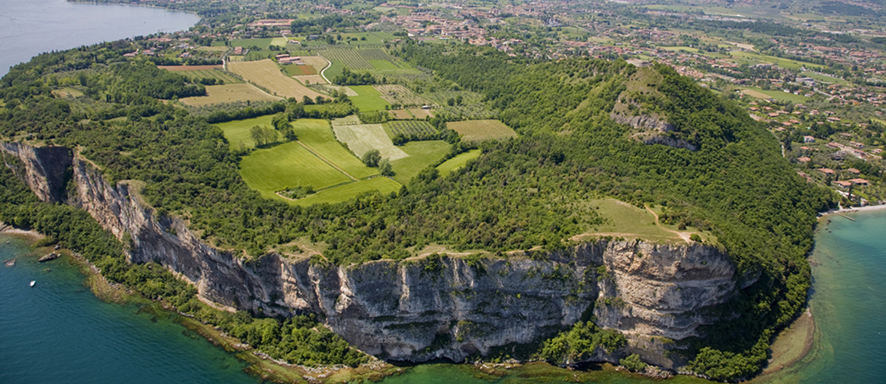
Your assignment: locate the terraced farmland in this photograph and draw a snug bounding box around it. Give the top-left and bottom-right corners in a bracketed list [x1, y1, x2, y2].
[227, 59, 323, 100]
[387, 121, 437, 137]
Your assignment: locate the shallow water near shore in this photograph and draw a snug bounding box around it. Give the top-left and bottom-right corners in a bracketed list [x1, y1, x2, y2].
[0, 236, 257, 384]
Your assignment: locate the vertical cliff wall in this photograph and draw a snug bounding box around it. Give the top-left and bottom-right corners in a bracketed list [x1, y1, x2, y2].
[2, 143, 747, 366]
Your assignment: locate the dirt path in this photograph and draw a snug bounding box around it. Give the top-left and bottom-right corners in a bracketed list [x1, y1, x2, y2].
[644, 205, 691, 243]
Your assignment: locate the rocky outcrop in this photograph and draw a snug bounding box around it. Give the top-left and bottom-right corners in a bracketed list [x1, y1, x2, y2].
[2, 143, 749, 367]
[610, 113, 698, 151]
[610, 112, 675, 133]
[1, 143, 72, 203]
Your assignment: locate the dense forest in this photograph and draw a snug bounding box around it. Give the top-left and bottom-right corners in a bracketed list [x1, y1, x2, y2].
[0, 41, 834, 380]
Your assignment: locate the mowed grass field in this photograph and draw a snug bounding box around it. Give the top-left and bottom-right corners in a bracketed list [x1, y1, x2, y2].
[239, 141, 352, 200]
[228, 60, 323, 100]
[437, 149, 481, 176]
[447, 120, 517, 142]
[215, 115, 278, 150]
[389, 141, 450, 184]
[349, 85, 390, 111]
[291, 119, 379, 179]
[293, 177, 401, 206]
[218, 116, 399, 205]
[180, 84, 280, 106]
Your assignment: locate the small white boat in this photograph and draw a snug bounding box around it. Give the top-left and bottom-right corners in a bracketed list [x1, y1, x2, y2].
[29, 280, 36, 287]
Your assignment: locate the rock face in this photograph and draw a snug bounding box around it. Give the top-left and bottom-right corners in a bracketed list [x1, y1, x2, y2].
[1, 143, 747, 367]
[1, 143, 72, 203]
[610, 113, 698, 151]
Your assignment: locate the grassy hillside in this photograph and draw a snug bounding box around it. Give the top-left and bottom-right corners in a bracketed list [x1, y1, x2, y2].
[0, 44, 836, 381]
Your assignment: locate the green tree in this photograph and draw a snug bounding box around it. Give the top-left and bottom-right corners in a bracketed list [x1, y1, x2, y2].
[362, 149, 381, 167]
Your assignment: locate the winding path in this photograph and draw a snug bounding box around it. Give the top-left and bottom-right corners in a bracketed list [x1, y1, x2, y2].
[644, 205, 692, 243]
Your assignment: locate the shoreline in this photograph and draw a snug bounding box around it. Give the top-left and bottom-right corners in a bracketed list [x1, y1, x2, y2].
[0, 226, 403, 384]
[820, 203, 886, 217]
[0, 222, 45, 240]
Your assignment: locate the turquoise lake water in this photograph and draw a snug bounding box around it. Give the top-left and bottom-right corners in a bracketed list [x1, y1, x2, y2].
[1, 210, 883, 383]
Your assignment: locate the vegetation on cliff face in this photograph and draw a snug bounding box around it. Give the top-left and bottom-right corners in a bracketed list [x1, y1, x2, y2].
[0, 40, 834, 380]
[0, 162, 366, 367]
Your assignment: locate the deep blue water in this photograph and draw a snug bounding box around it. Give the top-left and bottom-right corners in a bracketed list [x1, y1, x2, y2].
[0, 0, 199, 76]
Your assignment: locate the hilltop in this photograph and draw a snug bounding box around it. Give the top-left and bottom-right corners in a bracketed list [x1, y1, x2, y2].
[0, 38, 834, 381]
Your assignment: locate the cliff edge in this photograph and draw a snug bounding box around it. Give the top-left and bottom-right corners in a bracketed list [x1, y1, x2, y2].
[2, 142, 748, 368]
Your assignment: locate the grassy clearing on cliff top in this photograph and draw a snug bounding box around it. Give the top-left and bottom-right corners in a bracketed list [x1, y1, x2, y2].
[571, 199, 715, 245]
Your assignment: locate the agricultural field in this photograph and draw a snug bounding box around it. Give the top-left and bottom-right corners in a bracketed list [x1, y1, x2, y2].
[180, 84, 280, 106]
[231, 38, 277, 49]
[447, 120, 517, 142]
[214, 115, 278, 150]
[227, 60, 323, 100]
[320, 48, 406, 79]
[741, 87, 808, 103]
[374, 85, 432, 107]
[239, 141, 352, 200]
[349, 85, 390, 111]
[422, 90, 491, 119]
[333, 122, 408, 161]
[294, 75, 328, 86]
[283, 64, 317, 76]
[291, 119, 379, 179]
[408, 108, 434, 119]
[729, 51, 823, 70]
[386, 121, 437, 137]
[300, 56, 330, 73]
[292, 177, 401, 206]
[244, 51, 277, 62]
[389, 141, 450, 184]
[159, 67, 242, 84]
[389, 109, 413, 119]
[436, 149, 481, 176]
[158, 65, 222, 71]
[310, 83, 358, 96]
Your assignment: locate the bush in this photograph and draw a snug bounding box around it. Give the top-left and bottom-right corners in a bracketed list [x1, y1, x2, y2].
[620, 354, 647, 372]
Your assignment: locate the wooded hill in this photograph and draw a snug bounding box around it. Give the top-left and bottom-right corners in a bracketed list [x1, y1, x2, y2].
[0, 41, 834, 380]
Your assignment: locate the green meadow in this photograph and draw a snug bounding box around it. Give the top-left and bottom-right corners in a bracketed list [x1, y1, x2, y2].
[216, 115, 278, 150]
[291, 119, 379, 179]
[389, 141, 451, 184]
[437, 149, 481, 176]
[239, 141, 351, 200]
[349, 85, 390, 111]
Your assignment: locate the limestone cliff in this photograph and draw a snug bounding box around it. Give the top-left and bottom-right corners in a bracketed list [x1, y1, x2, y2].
[2, 143, 749, 368]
